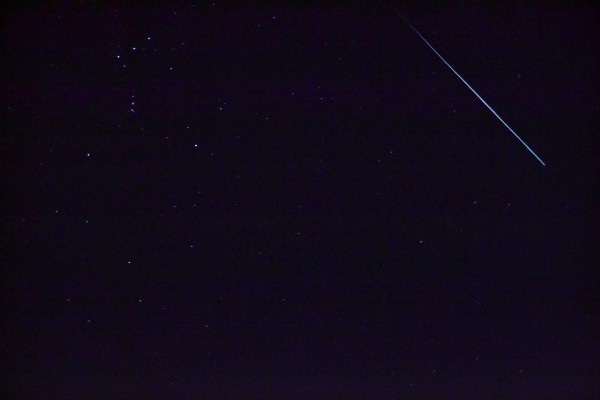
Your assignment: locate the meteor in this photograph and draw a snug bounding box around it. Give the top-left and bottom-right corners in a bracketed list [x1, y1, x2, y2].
[395, 10, 546, 166]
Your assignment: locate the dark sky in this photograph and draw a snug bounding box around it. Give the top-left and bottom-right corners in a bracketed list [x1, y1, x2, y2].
[2, 2, 598, 399]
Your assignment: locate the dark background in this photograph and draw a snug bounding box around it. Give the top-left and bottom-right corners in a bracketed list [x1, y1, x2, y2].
[1, 2, 598, 399]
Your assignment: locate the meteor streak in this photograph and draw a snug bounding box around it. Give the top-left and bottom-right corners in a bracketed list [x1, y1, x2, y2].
[395, 10, 546, 166]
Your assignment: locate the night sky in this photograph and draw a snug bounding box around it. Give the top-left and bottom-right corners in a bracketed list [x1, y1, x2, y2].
[2, 2, 598, 399]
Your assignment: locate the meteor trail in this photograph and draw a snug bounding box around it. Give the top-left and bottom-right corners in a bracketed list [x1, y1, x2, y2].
[394, 10, 546, 166]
